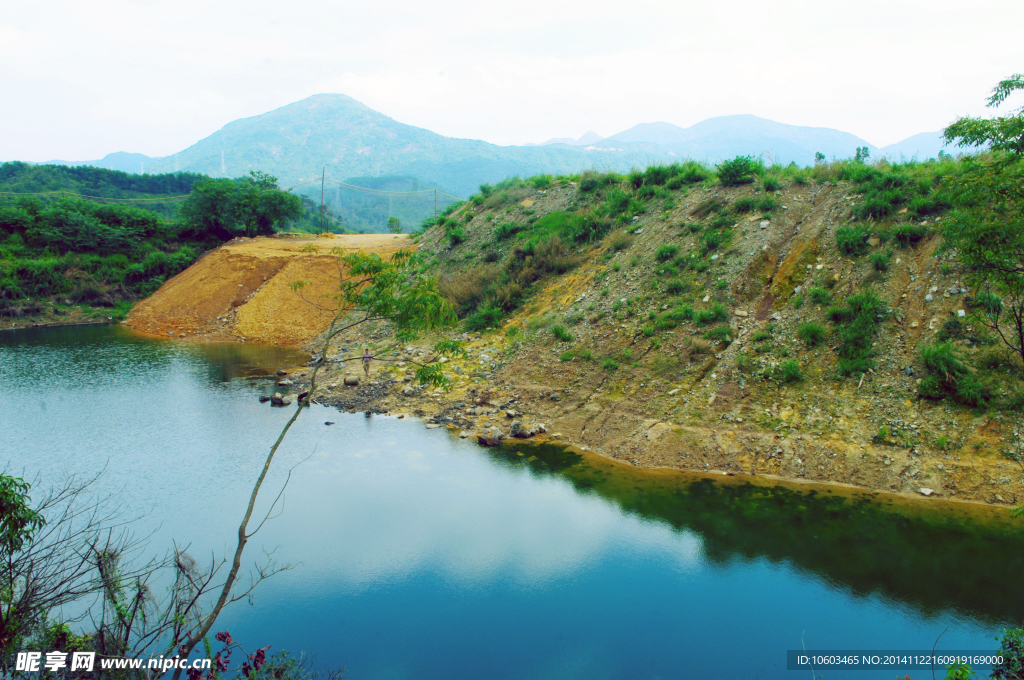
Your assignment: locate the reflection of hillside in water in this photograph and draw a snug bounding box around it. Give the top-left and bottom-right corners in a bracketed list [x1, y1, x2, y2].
[489, 442, 1024, 625]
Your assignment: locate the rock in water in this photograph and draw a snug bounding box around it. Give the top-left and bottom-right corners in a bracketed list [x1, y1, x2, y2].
[277, 378, 294, 386]
[477, 434, 501, 447]
[258, 395, 271, 403]
[270, 392, 285, 406]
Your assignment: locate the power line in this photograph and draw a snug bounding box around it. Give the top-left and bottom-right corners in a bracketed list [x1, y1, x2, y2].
[0, 190, 190, 202]
[286, 176, 462, 201]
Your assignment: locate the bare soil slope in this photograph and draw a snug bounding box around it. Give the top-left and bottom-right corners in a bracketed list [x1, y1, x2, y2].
[126, 234, 411, 346]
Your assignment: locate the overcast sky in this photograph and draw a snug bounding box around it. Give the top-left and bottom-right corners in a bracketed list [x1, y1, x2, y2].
[1, 0, 1021, 161]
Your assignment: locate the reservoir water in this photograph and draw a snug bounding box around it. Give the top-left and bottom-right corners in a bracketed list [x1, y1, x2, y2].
[2, 325, 1021, 679]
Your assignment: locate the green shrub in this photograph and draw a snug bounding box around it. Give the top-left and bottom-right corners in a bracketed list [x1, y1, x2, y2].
[827, 305, 852, 323]
[493, 222, 520, 241]
[792, 294, 804, 309]
[696, 303, 728, 325]
[892, 223, 927, 248]
[552, 325, 573, 342]
[530, 174, 553, 189]
[752, 329, 772, 342]
[602, 358, 619, 371]
[762, 177, 781, 192]
[665, 279, 687, 295]
[798, 322, 826, 347]
[835, 225, 872, 256]
[702, 230, 728, 254]
[703, 326, 734, 343]
[447, 227, 465, 245]
[830, 291, 887, 376]
[653, 305, 695, 330]
[918, 341, 992, 406]
[777, 360, 803, 383]
[992, 627, 1024, 680]
[870, 250, 890, 271]
[655, 244, 679, 262]
[732, 197, 757, 214]
[559, 351, 575, 361]
[808, 287, 831, 305]
[975, 290, 1003, 315]
[717, 156, 763, 186]
[464, 306, 502, 331]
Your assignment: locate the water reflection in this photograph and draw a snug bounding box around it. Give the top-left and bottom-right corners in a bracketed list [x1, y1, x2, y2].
[490, 443, 1024, 624]
[1, 324, 1018, 679]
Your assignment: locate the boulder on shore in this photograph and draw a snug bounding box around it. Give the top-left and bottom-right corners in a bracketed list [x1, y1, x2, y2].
[344, 374, 361, 386]
[477, 434, 501, 447]
[270, 392, 293, 407]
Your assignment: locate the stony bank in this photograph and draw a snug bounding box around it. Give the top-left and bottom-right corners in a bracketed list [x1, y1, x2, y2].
[128, 162, 1024, 507]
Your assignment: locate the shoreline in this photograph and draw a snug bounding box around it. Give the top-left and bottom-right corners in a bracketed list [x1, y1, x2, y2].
[263, 351, 1023, 512]
[14, 317, 1020, 512]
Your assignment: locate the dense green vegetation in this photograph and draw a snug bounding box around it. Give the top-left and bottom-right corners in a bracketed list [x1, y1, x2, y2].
[0, 165, 304, 318]
[0, 161, 204, 219]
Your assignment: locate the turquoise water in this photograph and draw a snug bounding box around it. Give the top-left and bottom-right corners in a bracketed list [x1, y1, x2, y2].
[1, 325, 1020, 679]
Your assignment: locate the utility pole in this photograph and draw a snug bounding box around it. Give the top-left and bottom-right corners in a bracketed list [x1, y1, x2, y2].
[319, 167, 325, 235]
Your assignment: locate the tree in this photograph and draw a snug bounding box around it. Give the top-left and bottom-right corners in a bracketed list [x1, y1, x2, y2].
[235, 172, 302, 238]
[168, 246, 458, 678]
[178, 178, 239, 241]
[179, 172, 302, 241]
[942, 75, 1024, 370]
[387, 216, 402, 234]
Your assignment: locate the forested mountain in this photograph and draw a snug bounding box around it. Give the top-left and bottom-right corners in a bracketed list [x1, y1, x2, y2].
[42, 95, 962, 198]
[143, 94, 625, 196]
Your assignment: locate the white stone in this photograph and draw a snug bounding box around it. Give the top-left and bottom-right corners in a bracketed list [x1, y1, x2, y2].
[957, 309, 966, 317]
[919, 488, 934, 496]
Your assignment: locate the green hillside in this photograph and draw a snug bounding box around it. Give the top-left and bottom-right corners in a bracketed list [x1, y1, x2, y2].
[0, 161, 204, 219]
[0, 164, 303, 319]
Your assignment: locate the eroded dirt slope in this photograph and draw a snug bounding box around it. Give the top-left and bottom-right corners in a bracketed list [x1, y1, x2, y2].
[126, 234, 411, 346]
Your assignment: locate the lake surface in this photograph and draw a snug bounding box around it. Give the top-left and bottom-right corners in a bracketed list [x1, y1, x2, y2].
[2, 325, 1022, 679]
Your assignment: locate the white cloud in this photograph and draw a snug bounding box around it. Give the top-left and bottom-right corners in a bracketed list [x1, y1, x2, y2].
[1, 0, 1020, 160]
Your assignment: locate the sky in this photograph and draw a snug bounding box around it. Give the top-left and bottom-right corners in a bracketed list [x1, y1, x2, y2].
[1, 0, 1021, 162]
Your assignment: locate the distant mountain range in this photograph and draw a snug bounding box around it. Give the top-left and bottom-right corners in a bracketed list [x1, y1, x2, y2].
[45, 151, 158, 174]
[41, 94, 961, 197]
